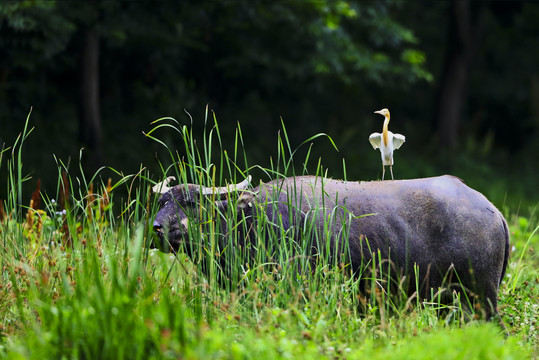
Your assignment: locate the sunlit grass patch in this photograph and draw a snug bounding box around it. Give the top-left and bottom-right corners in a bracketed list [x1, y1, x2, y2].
[499, 213, 538, 354]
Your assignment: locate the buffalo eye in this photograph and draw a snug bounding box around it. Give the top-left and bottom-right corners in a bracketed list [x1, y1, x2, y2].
[158, 193, 170, 207]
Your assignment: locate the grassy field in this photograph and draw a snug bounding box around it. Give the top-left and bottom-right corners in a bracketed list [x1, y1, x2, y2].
[0, 115, 537, 359]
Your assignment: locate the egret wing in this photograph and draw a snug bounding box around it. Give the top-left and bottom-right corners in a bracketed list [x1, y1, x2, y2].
[369, 133, 382, 149]
[392, 133, 405, 149]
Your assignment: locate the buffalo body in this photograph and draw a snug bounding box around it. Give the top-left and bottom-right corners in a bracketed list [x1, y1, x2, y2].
[153, 175, 509, 320]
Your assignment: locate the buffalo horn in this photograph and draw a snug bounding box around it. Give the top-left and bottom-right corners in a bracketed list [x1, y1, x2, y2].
[201, 175, 252, 196]
[152, 176, 176, 194]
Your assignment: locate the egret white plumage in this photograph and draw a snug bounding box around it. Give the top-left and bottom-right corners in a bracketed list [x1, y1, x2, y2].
[369, 108, 405, 180]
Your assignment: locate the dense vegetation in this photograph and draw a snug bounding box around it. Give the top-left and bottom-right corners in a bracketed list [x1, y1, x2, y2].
[0, 116, 537, 359]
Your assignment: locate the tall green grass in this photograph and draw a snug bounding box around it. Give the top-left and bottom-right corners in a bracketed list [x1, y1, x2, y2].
[0, 110, 536, 359]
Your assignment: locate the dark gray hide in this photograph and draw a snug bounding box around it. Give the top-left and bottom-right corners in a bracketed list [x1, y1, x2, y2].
[153, 175, 509, 320]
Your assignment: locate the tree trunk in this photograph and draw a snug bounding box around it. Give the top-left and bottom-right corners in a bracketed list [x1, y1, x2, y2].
[79, 29, 102, 173]
[435, 0, 486, 150]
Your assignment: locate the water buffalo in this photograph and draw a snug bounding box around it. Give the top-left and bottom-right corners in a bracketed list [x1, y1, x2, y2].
[153, 175, 509, 321]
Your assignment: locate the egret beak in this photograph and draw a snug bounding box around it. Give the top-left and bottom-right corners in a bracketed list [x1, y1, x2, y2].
[374, 109, 390, 119]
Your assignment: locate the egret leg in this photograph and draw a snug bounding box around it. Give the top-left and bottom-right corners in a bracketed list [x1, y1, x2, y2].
[390, 165, 394, 180]
[382, 166, 385, 181]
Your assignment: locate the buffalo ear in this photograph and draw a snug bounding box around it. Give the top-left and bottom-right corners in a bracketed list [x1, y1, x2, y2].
[237, 191, 257, 210]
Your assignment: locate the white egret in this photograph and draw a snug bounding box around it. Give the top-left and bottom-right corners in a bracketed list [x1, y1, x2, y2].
[368, 108, 405, 180]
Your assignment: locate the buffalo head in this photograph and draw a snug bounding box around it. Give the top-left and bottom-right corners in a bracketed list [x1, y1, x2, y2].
[152, 176, 252, 252]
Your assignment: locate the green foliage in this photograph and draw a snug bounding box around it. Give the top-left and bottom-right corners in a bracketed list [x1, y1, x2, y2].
[0, 1, 75, 69]
[0, 0, 436, 196]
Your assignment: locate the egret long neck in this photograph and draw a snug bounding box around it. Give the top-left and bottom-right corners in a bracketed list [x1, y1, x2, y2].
[382, 115, 390, 146]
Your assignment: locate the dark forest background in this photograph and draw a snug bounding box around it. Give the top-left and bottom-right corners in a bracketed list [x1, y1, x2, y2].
[0, 0, 537, 211]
